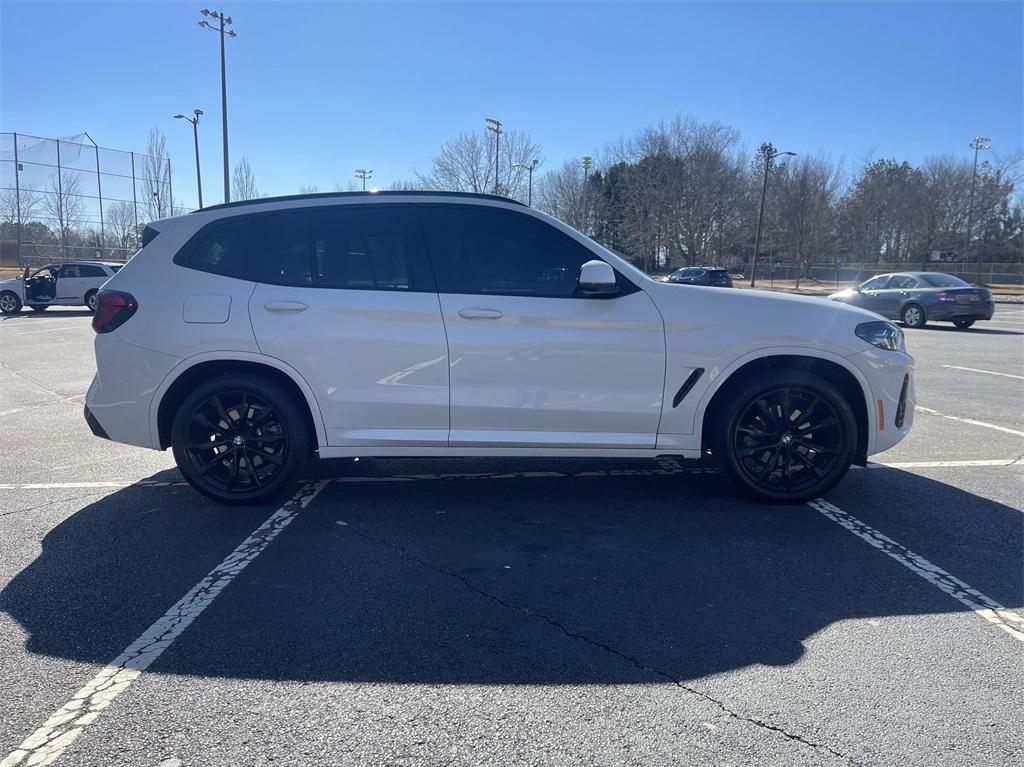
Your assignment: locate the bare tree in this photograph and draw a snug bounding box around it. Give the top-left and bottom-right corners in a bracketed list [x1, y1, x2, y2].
[535, 159, 587, 230]
[0, 187, 42, 225]
[298, 185, 320, 194]
[419, 128, 542, 200]
[41, 170, 85, 257]
[142, 127, 172, 222]
[775, 156, 842, 287]
[231, 157, 259, 201]
[105, 200, 138, 254]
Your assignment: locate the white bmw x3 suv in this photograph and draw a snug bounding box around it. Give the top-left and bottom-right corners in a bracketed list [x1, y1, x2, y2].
[85, 191, 914, 505]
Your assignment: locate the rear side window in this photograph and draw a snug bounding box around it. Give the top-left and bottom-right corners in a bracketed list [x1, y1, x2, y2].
[419, 205, 615, 298]
[78, 265, 107, 278]
[921, 273, 969, 288]
[264, 206, 422, 291]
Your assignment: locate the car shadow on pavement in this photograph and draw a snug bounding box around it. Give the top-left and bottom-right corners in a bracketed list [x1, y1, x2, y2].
[2, 460, 1021, 685]
[0, 309, 94, 322]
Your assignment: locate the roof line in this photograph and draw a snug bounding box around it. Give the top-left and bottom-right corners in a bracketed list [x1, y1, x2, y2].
[196, 190, 527, 213]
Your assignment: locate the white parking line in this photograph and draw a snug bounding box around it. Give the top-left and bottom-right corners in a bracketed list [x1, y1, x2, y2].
[941, 365, 1024, 381]
[867, 458, 1024, 469]
[916, 406, 1024, 436]
[0, 480, 328, 767]
[808, 498, 1024, 643]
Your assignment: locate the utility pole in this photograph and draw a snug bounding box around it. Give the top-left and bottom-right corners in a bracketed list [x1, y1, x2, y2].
[485, 117, 502, 195]
[355, 168, 373, 191]
[513, 159, 539, 206]
[749, 144, 796, 288]
[174, 108, 205, 209]
[198, 9, 236, 203]
[963, 136, 990, 283]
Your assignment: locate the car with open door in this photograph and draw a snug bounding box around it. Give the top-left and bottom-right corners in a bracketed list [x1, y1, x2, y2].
[827, 271, 995, 329]
[83, 191, 914, 506]
[0, 261, 123, 315]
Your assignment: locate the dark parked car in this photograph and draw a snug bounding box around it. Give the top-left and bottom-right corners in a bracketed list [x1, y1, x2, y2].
[828, 272, 994, 329]
[666, 266, 734, 288]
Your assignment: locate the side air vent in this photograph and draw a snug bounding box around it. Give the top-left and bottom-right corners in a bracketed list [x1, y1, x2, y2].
[672, 368, 705, 408]
[894, 374, 910, 428]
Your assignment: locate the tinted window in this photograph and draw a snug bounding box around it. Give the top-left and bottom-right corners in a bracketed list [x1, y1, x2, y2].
[186, 218, 265, 281]
[888, 275, 918, 289]
[262, 206, 422, 291]
[419, 206, 609, 298]
[921, 273, 969, 288]
[78, 264, 107, 278]
[860, 275, 890, 291]
[59, 264, 81, 278]
[109, 265, 123, 273]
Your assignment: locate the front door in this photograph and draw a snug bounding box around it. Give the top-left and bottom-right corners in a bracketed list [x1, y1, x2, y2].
[56, 263, 91, 304]
[246, 204, 450, 447]
[853, 274, 891, 315]
[419, 205, 665, 448]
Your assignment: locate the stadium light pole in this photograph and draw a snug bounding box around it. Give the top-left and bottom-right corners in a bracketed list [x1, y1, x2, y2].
[513, 159, 539, 206]
[198, 9, 236, 203]
[581, 156, 593, 234]
[174, 108, 205, 209]
[963, 136, 991, 282]
[485, 117, 502, 195]
[749, 146, 796, 288]
[355, 169, 373, 191]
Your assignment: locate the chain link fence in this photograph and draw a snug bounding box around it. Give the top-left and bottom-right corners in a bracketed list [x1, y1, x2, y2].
[0, 132, 192, 269]
[738, 260, 1024, 286]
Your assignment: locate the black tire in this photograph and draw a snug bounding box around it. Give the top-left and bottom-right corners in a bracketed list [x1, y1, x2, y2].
[953, 319, 975, 330]
[901, 303, 926, 329]
[714, 370, 857, 503]
[0, 291, 22, 315]
[84, 290, 98, 313]
[171, 373, 311, 505]
[30, 304, 49, 312]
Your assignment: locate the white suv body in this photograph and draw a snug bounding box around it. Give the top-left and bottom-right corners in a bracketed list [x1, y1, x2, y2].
[85, 192, 914, 504]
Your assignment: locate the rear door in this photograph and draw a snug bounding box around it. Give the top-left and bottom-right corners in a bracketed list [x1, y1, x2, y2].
[880, 274, 919, 318]
[419, 204, 665, 449]
[56, 264, 91, 304]
[249, 204, 449, 448]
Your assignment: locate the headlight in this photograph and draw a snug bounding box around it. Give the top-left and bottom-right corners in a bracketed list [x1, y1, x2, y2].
[856, 321, 905, 351]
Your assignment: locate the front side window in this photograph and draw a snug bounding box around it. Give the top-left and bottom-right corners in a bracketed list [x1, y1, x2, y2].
[419, 206, 611, 298]
[888, 275, 918, 289]
[860, 275, 890, 291]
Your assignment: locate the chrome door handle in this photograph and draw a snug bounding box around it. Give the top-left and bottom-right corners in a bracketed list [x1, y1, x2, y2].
[264, 301, 308, 313]
[458, 307, 503, 320]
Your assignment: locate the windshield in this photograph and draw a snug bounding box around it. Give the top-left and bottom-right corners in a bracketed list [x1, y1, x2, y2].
[921, 273, 969, 288]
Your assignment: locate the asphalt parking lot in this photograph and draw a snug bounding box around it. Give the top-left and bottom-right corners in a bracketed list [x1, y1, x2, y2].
[1, 306, 1021, 767]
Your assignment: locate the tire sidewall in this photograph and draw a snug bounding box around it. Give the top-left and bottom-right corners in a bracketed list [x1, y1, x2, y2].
[171, 373, 310, 505]
[718, 371, 857, 503]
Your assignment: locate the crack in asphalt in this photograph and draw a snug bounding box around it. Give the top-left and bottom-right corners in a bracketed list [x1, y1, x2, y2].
[343, 523, 863, 766]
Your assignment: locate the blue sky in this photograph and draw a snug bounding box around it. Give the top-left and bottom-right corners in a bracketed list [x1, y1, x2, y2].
[2, 1, 1021, 209]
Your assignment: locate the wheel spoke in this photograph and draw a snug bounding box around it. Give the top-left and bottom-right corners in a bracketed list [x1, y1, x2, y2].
[243, 448, 264, 487]
[193, 413, 226, 437]
[800, 415, 838, 432]
[211, 396, 233, 427]
[227, 450, 240, 487]
[792, 449, 826, 478]
[188, 439, 230, 451]
[794, 438, 838, 455]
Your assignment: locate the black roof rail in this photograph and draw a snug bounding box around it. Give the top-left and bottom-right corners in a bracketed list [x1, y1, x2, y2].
[195, 190, 526, 213]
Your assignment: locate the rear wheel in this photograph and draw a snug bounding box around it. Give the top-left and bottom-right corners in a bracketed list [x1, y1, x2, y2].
[85, 290, 98, 313]
[901, 303, 926, 329]
[715, 371, 857, 503]
[171, 373, 311, 505]
[953, 319, 975, 330]
[0, 291, 21, 315]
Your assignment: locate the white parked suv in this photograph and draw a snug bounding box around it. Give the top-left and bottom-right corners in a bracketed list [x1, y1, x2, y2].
[84, 191, 914, 505]
[0, 261, 123, 314]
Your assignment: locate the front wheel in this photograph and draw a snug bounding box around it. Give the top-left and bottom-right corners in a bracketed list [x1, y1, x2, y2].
[171, 373, 311, 505]
[953, 319, 975, 330]
[716, 371, 857, 503]
[30, 304, 49, 312]
[0, 291, 22, 315]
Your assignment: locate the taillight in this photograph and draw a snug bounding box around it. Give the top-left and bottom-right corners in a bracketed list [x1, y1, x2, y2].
[92, 290, 138, 334]
[935, 291, 955, 301]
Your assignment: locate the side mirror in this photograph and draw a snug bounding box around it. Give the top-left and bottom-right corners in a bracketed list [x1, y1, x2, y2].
[578, 260, 619, 296]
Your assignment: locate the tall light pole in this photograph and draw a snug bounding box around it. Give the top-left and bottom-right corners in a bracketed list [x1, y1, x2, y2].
[963, 136, 991, 282]
[174, 108, 205, 209]
[749, 144, 796, 288]
[354, 169, 373, 191]
[513, 159, 539, 206]
[198, 9, 236, 203]
[485, 117, 502, 195]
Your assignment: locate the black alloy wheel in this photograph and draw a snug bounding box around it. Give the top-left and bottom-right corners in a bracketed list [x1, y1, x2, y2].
[172, 374, 310, 505]
[718, 372, 856, 503]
